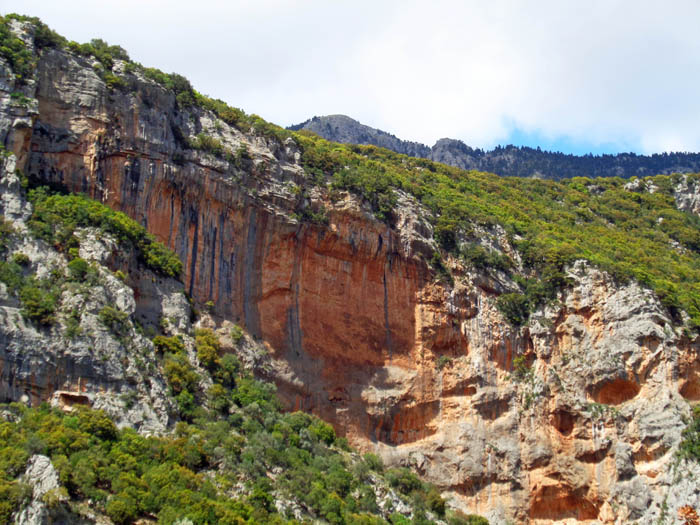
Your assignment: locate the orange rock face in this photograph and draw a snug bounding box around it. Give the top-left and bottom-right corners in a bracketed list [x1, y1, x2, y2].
[11, 47, 700, 523]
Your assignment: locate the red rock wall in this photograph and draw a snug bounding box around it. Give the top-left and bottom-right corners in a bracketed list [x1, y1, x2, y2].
[15, 47, 700, 524]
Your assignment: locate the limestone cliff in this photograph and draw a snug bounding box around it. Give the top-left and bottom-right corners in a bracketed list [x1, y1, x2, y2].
[0, 153, 189, 433]
[1, 18, 700, 524]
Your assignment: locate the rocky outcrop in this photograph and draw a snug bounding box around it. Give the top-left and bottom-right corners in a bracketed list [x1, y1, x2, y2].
[289, 115, 431, 158]
[673, 175, 700, 217]
[14, 455, 74, 525]
[1, 22, 699, 524]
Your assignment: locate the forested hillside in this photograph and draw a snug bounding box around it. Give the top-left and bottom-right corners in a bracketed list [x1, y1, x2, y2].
[291, 115, 700, 179]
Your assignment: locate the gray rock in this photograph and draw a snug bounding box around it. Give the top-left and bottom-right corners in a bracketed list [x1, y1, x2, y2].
[614, 442, 636, 480]
[15, 455, 64, 525]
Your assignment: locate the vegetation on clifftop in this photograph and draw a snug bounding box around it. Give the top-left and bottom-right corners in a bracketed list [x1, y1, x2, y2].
[293, 132, 700, 328]
[5, 12, 700, 328]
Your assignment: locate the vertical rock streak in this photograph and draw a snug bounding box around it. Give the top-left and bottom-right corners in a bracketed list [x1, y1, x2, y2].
[0, 44, 697, 523]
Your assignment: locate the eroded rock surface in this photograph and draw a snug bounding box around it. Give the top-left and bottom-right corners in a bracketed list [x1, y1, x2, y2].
[0, 24, 698, 524]
[0, 155, 184, 434]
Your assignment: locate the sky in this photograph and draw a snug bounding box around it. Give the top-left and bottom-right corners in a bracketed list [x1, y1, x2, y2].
[4, 0, 700, 155]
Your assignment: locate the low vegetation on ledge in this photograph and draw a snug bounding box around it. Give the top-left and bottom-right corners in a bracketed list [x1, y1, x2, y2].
[28, 188, 183, 279]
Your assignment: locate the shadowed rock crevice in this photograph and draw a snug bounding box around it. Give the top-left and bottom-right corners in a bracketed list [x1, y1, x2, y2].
[589, 377, 640, 405]
[529, 484, 600, 521]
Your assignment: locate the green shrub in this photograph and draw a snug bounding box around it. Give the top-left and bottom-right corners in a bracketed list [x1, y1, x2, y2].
[235, 144, 251, 164]
[0, 261, 24, 292]
[0, 217, 14, 250]
[98, 306, 129, 337]
[102, 71, 126, 90]
[346, 513, 385, 525]
[430, 251, 453, 285]
[73, 38, 127, 66]
[496, 293, 530, 327]
[511, 355, 532, 382]
[67, 257, 89, 280]
[230, 324, 244, 345]
[363, 453, 384, 473]
[436, 355, 452, 370]
[389, 513, 412, 525]
[330, 165, 397, 222]
[425, 486, 446, 516]
[207, 384, 230, 414]
[309, 421, 336, 445]
[213, 353, 240, 388]
[460, 243, 512, 273]
[19, 279, 58, 325]
[64, 311, 82, 339]
[175, 390, 196, 421]
[75, 407, 118, 440]
[106, 493, 139, 524]
[446, 511, 490, 525]
[0, 15, 36, 82]
[232, 377, 277, 409]
[0, 480, 31, 523]
[153, 335, 185, 355]
[386, 468, 423, 495]
[163, 353, 199, 394]
[195, 328, 221, 371]
[679, 405, 700, 462]
[11, 252, 30, 266]
[192, 133, 225, 157]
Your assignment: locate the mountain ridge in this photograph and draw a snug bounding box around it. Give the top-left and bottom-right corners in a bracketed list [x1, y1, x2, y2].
[289, 114, 700, 179]
[2, 13, 700, 525]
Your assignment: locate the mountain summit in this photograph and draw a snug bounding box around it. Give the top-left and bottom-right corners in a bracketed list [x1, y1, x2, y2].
[289, 114, 431, 158]
[290, 115, 700, 179]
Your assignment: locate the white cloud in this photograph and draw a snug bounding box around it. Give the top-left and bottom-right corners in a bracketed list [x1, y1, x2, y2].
[4, 0, 700, 153]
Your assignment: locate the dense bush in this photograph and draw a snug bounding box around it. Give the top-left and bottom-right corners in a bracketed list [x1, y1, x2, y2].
[163, 352, 200, 396]
[386, 468, 424, 495]
[0, 15, 38, 82]
[195, 328, 221, 371]
[66, 38, 129, 69]
[496, 293, 530, 327]
[67, 257, 89, 280]
[460, 243, 512, 273]
[153, 335, 186, 355]
[363, 452, 384, 473]
[446, 512, 490, 525]
[19, 278, 58, 325]
[98, 306, 129, 337]
[0, 217, 15, 250]
[0, 260, 24, 291]
[192, 133, 225, 157]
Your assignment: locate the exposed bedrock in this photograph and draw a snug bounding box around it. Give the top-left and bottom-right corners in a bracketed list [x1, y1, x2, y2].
[1, 42, 698, 523]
